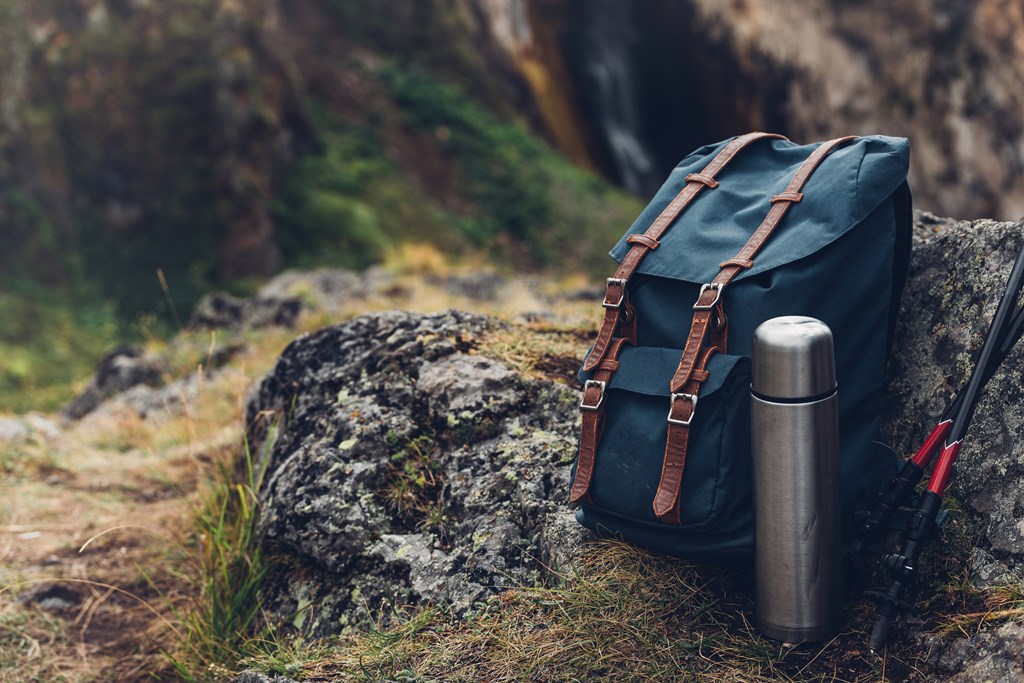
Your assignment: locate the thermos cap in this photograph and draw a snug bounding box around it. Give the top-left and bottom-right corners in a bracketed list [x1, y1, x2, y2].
[752, 316, 836, 399]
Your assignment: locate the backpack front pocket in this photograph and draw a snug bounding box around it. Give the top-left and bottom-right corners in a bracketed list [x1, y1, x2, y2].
[583, 347, 752, 529]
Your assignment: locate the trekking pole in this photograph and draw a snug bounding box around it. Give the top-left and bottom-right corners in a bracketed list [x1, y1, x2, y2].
[867, 239, 1024, 653]
[851, 303, 1024, 552]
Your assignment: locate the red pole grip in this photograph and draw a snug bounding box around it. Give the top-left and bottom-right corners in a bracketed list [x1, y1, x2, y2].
[927, 441, 961, 495]
[912, 420, 952, 468]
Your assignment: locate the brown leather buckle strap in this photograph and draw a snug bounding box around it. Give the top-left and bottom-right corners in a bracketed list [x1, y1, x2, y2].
[583, 132, 787, 373]
[654, 136, 858, 523]
[570, 337, 632, 505]
[653, 345, 720, 522]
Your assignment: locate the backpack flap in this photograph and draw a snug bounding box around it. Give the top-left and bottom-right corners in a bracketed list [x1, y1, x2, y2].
[609, 136, 910, 285]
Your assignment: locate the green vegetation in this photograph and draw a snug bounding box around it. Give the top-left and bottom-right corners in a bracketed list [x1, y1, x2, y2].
[380, 434, 447, 535]
[0, 0, 640, 412]
[275, 65, 640, 274]
[0, 284, 121, 412]
[169, 433, 279, 680]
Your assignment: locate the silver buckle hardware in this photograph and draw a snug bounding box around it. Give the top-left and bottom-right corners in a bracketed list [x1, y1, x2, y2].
[579, 380, 607, 411]
[692, 283, 723, 310]
[602, 278, 628, 309]
[667, 392, 698, 426]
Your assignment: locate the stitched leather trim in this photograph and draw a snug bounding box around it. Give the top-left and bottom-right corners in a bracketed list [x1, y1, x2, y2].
[684, 172, 719, 188]
[582, 132, 787, 372]
[626, 234, 661, 249]
[655, 135, 858, 524]
[719, 257, 754, 270]
[770, 191, 804, 204]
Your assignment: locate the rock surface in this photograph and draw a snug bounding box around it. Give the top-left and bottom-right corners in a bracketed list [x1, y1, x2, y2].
[882, 216, 1024, 682]
[63, 346, 165, 419]
[931, 623, 1024, 683]
[188, 292, 304, 331]
[230, 672, 298, 683]
[882, 217, 1024, 567]
[470, 0, 1024, 219]
[245, 310, 586, 636]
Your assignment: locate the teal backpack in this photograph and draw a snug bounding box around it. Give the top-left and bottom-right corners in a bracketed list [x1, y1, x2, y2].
[570, 133, 912, 563]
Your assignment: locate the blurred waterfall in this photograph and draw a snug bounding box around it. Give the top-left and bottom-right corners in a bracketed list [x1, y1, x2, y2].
[576, 0, 658, 194]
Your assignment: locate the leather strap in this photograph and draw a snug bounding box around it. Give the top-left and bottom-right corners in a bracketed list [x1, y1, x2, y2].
[669, 136, 857, 392]
[654, 345, 720, 523]
[583, 132, 787, 373]
[570, 337, 632, 505]
[653, 136, 857, 523]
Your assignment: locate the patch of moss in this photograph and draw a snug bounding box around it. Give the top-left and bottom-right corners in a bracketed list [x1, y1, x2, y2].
[0, 281, 120, 412]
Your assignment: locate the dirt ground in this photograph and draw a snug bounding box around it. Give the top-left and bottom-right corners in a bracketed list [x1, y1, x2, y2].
[0, 364, 251, 682]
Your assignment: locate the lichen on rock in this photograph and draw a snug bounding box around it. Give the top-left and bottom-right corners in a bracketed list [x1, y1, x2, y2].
[883, 217, 1024, 567]
[245, 309, 588, 635]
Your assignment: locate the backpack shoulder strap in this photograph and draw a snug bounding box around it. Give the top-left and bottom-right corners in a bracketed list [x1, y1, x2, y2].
[583, 132, 786, 372]
[571, 132, 786, 507]
[653, 136, 858, 524]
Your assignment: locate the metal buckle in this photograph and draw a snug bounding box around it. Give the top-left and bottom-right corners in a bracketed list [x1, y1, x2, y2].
[692, 283, 723, 310]
[580, 380, 607, 411]
[667, 392, 698, 426]
[602, 278, 628, 310]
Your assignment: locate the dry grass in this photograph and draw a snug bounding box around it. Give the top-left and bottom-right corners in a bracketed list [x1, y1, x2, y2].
[279, 541, 905, 683]
[474, 323, 590, 386]
[934, 580, 1024, 638]
[0, 322, 276, 681]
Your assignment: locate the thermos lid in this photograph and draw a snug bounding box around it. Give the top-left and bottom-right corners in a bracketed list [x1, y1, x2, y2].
[752, 316, 836, 400]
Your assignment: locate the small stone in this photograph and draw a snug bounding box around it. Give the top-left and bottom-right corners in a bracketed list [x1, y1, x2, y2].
[187, 292, 304, 331]
[0, 417, 30, 444]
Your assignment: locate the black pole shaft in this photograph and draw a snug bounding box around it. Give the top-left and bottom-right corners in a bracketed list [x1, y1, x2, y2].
[947, 241, 1024, 445]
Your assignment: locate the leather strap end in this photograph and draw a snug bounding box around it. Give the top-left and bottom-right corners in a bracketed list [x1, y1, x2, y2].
[568, 486, 593, 506]
[583, 311, 619, 371]
[652, 488, 678, 519]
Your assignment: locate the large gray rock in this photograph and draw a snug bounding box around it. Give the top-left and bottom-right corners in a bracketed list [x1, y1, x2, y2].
[930, 623, 1024, 683]
[245, 310, 587, 635]
[882, 218, 1024, 565]
[882, 217, 1024, 682]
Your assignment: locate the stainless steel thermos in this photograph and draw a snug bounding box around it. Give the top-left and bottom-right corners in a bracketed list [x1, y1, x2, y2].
[751, 316, 843, 643]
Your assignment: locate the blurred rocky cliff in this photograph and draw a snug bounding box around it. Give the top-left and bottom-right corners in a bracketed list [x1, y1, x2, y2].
[4, 0, 1024, 410]
[478, 0, 1024, 219]
[6, 0, 1023, 302]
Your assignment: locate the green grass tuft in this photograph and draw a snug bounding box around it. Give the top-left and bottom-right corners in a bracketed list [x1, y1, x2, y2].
[168, 430, 279, 681]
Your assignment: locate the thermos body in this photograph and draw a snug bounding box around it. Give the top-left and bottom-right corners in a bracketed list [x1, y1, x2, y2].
[751, 316, 844, 643]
